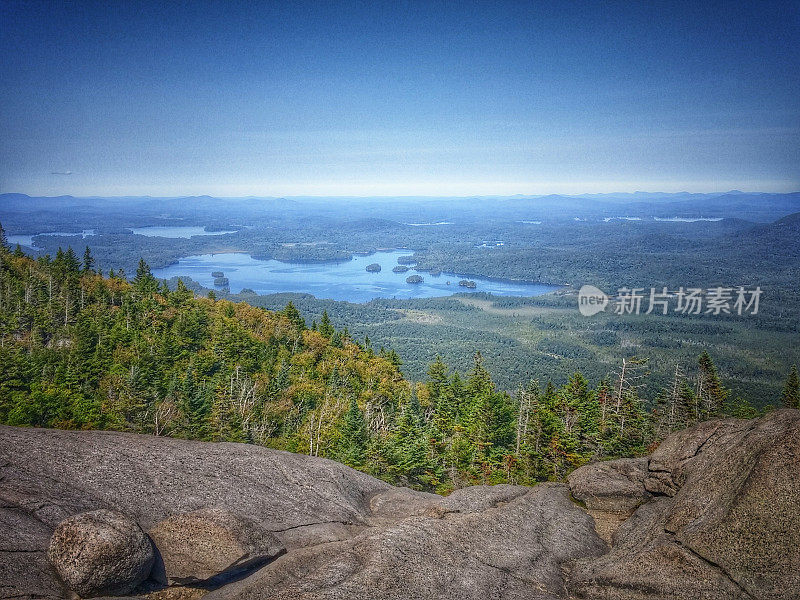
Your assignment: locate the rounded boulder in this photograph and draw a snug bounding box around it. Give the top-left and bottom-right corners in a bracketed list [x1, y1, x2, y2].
[47, 509, 154, 597]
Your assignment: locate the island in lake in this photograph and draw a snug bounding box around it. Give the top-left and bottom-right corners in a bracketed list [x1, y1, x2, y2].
[406, 275, 424, 284]
[392, 265, 409, 273]
[459, 280, 477, 289]
[366, 263, 381, 272]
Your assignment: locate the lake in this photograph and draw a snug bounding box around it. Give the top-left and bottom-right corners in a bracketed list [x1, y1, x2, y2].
[7, 230, 95, 248]
[151, 250, 559, 303]
[132, 226, 237, 238]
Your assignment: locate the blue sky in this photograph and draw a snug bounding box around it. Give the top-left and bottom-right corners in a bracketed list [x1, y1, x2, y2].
[1, 1, 798, 196]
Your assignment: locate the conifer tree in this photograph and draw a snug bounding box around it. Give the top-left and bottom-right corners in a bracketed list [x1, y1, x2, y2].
[82, 246, 95, 274]
[133, 258, 157, 294]
[319, 309, 335, 337]
[171, 279, 193, 305]
[63, 247, 81, 276]
[338, 396, 369, 466]
[782, 365, 800, 409]
[697, 351, 728, 419]
[391, 392, 433, 487]
[281, 301, 306, 330]
[428, 356, 456, 433]
[181, 369, 211, 439]
[158, 280, 170, 297]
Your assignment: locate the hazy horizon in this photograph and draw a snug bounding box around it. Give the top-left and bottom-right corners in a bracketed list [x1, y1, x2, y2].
[2, 188, 799, 200]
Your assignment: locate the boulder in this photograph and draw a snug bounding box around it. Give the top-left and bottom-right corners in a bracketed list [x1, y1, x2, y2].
[148, 508, 285, 585]
[568, 457, 650, 513]
[440, 483, 530, 514]
[662, 410, 800, 599]
[643, 418, 749, 497]
[568, 497, 748, 599]
[46, 509, 154, 597]
[569, 410, 800, 600]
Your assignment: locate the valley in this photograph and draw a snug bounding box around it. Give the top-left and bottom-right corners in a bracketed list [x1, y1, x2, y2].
[2, 192, 798, 408]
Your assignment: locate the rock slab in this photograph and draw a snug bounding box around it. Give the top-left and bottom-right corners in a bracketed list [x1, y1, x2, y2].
[2, 411, 799, 600]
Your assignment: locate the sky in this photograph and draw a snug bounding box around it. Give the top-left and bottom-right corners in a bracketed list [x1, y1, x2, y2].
[1, 0, 798, 197]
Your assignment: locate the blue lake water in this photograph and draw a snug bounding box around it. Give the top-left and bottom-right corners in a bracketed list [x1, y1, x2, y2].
[151, 250, 559, 303]
[132, 226, 237, 238]
[7, 230, 95, 248]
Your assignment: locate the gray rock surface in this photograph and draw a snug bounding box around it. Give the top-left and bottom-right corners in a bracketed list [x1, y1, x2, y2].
[0, 505, 64, 600]
[206, 483, 607, 600]
[47, 509, 154, 597]
[149, 508, 285, 585]
[568, 457, 650, 512]
[0, 426, 390, 599]
[1, 411, 798, 600]
[0, 426, 390, 533]
[570, 409, 800, 600]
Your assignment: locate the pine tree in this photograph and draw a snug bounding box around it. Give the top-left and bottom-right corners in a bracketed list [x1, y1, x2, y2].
[781, 365, 800, 409]
[281, 301, 306, 330]
[82, 246, 95, 274]
[330, 330, 343, 348]
[63, 247, 81, 276]
[0, 221, 8, 252]
[380, 348, 402, 367]
[171, 279, 193, 305]
[697, 351, 728, 419]
[466, 351, 493, 397]
[181, 369, 211, 439]
[319, 310, 334, 337]
[133, 258, 158, 294]
[338, 397, 369, 466]
[391, 392, 433, 487]
[677, 381, 698, 427]
[428, 356, 456, 433]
